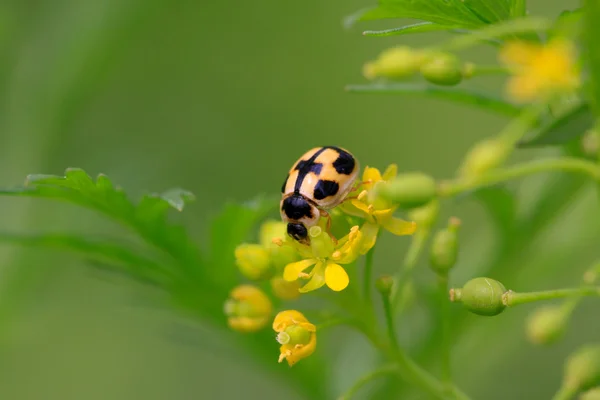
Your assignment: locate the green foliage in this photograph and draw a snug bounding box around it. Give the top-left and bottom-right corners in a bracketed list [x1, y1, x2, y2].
[362, 22, 454, 37]
[353, 0, 486, 28]
[517, 103, 593, 148]
[584, 1, 600, 117]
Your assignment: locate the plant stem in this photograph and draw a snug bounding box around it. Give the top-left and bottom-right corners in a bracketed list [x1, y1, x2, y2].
[464, 64, 511, 77]
[381, 291, 470, 400]
[391, 229, 430, 309]
[438, 17, 552, 52]
[363, 244, 376, 316]
[438, 274, 452, 389]
[439, 157, 600, 198]
[503, 287, 600, 306]
[337, 364, 398, 400]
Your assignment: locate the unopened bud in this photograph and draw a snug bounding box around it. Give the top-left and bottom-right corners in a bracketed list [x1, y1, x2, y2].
[270, 276, 301, 300]
[429, 217, 461, 274]
[459, 139, 511, 179]
[375, 172, 437, 210]
[235, 244, 274, 280]
[582, 129, 599, 158]
[420, 52, 464, 86]
[376, 275, 395, 296]
[452, 277, 507, 316]
[563, 344, 600, 392]
[225, 285, 273, 333]
[525, 305, 569, 345]
[364, 46, 424, 80]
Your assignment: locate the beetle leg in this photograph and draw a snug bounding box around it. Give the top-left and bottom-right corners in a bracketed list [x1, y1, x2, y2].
[320, 209, 338, 245]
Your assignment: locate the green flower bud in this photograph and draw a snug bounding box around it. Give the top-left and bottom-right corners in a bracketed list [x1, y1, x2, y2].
[225, 285, 273, 333]
[276, 324, 312, 346]
[563, 344, 600, 393]
[429, 217, 461, 275]
[375, 275, 395, 296]
[458, 139, 512, 179]
[407, 199, 440, 230]
[452, 277, 507, 316]
[375, 172, 437, 210]
[581, 387, 600, 400]
[420, 52, 464, 86]
[235, 244, 274, 280]
[525, 305, 569, 345]
[364, 46, 424, 80]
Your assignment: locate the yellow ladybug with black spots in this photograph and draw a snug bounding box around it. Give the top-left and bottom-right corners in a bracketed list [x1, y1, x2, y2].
[280, 146, 359, 244]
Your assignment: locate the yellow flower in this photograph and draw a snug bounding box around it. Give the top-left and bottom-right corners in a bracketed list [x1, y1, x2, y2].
[339, 164, 417, 250]
[224, 285, 272, 333]
[278, 222, 368, 293]
[235, 220, 299, 280]
[273, 310, 317, 367]
[499, 38, 580, 103]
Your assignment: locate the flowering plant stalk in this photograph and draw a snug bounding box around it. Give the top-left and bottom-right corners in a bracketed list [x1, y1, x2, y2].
[0, 1, 600, 400]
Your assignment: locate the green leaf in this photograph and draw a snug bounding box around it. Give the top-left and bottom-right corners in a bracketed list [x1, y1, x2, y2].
[473, 186, 516, 235]
[463, 0, 511, 24]
[517, 102, 593, 147]
[354, 0, 484, 29]
[0, 232, 170, 286]
[509, 0, 526, 18]
[549, 8, 583, 40]
[208, 195, 278, 287]
[345, 83, 522, 116]
[584, 0, 600, 117]
[0, 168, 202, 275]
[362, 22, 455, 37]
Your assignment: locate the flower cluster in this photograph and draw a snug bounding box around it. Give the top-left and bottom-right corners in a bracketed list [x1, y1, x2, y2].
[224, 163, 429, 366]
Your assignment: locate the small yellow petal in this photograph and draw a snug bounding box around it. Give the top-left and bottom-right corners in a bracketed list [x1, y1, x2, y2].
[499, 40, 538, 67]
[383, 217, 417, 236]
[350, 199, 371, 216]
[362, 166, 383, 184]
[283, 259, 317, 282]
[272, 310, 309, 332]
[382, 164, 398, 181]
[324, 262, 349, 291]
[298, 262, 326, 293]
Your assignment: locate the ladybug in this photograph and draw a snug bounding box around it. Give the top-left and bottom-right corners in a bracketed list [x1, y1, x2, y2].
[280, 146, 359, 245]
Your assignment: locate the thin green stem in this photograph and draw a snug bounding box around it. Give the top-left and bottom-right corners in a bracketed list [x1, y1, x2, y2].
[338, 364, 398, 400]
[438, 274, 452, 389]
[381, 291, 470, 400]
[503, 287, 600, 307]
[316, 317, 360, 332]
[464, 64, 511, 78]
[439, 157, 600, 198]
[437, 17, 552, 52]
[363, 244, 376, 316]
[391, 229, 430, 309]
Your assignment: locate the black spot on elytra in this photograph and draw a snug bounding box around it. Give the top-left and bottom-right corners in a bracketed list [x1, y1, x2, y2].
[313, 180, 339, 200]
[282, 195, 313, 219]
[281, 174, 289, 193]
[287, 223, 308, 241]
[294, 148, 328, 192]
[332, 149, 355, 175]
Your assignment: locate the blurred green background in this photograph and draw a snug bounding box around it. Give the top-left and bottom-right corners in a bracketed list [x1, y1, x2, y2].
[0, 0, 597, 399]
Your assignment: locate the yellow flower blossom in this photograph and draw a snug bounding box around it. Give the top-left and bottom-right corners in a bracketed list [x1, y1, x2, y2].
[224, 285, 272, 333]
[339, 164, 417, 250]
[273, 310, 316, 366]
[499, 38, 580, 103]
[277, 222, 369, 293]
